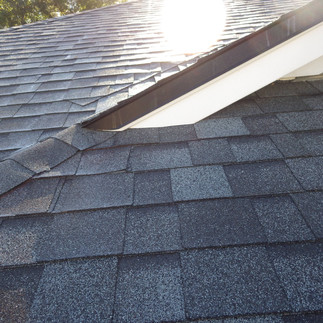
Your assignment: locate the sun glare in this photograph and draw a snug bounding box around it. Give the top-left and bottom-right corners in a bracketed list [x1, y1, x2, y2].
[162, 0, 226, 54]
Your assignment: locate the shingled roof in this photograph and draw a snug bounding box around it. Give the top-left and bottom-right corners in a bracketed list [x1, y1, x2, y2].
[1, 0, 323, 322]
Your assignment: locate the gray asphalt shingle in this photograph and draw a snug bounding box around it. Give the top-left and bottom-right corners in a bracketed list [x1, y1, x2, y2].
[292, 192, 323, 238]
[0, 178, 60, 216]
[195, 117, 250, 139]
[188, 138, 236, 165]
[224, 161, 301, 196]
[270, 133, 309, 157]
[286, 157, 323, 190]
[178, 199, 266, 248]
[0, 266, 44, 322]
[114, 254, 185, 322]
[171, 165, 232, 201]
[129, 143, 192, 171]
[277, 110, 323, 131]
[256, 96, 310, 113]
[124, 205, 181, 254]
[242, 115, 287, 135]
[252, 196, 314, 242]
[228, 136, 282, 162]
[54, 173, 133, 212]
[0, 159, 34, 195]
[77, 146, 130, 175]
[0, 1, 322, 322]
[30, 258, 118, 322]
[134, 170, 173, 205]
[268, 243, 323, 311]
[181, 247, 290, 319]
[10, 138, 77, 173]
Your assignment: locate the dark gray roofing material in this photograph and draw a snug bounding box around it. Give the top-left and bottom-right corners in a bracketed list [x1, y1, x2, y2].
[0, 0, 314, 157]
[1, 79, 323, 321]
[0, 0, 323, 322]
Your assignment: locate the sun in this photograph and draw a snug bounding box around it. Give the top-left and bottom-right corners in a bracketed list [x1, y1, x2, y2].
[162, 0, 226, 54]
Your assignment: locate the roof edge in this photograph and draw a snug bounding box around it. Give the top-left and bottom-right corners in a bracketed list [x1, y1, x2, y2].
[83, 0, 323, 131]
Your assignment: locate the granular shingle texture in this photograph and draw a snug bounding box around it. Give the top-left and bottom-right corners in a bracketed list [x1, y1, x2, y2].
[171, 165, 233, 201]
[224, 161, 301, 196]
[114, 254, 185, 322]
[0, 0, 322, 322]
[30, 258, 118, 322]
[267, 243, 323, 311]
[54, 173, 134, 212]
[124, 205, 181, 254]
[129, 143, 192, 171]
[181, 247, 290, 319]
[178, 199, 266, 248]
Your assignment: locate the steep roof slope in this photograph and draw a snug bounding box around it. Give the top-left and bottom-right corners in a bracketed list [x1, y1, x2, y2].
[0, 0, 314, 159]
[1, 79, 323, 321]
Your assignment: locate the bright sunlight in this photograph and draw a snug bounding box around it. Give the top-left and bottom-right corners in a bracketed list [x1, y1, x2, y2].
[162, 0, 226, 54]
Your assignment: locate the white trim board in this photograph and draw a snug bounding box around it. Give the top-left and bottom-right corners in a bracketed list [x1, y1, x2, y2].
[124, 22, 323, 129]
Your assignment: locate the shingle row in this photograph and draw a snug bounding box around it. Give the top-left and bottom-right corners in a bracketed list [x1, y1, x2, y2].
[1, 242, 322, 321]
[1, 194, 321, 267]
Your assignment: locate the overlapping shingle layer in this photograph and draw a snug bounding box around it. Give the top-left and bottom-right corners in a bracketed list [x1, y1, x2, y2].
[1, 79, 322, 321]
[0, 0, 312, 158]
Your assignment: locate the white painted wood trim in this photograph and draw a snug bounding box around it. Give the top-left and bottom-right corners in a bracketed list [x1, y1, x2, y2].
[281, 55, 323, 79]
[123, 22, 323, 129]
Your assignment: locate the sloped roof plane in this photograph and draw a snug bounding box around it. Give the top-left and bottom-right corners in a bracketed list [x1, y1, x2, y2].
[0, 0, 323, 322]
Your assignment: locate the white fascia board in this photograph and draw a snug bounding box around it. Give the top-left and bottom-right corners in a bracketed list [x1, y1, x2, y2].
[125, 22, 323, 129]
[281, 55, 323, 79]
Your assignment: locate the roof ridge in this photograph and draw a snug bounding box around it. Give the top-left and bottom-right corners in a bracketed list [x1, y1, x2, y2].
[0, 124, 117, 197]
[0, 0, 136, 34]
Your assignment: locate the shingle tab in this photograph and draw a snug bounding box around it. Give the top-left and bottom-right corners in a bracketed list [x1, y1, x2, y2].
[0, 159, 34, 195]
[0, 266, 44, 322]
[295, 132, 323, 156]
[195, 117, 250, 139]
[188, 138, 236, 165]
[134, 170, 173, 205]
[77, 146, 130, 175]
[181, 247, 290, 319]
[267, 243, 323, 311]
[124, 205, 181, 254]
[114, 254, 185, 322]
[171, 165, 232, 201]
[211, 99, 262, 118]
[113, 127, 160, 146]
[30, 258, 117, 322]
[286, 157, 323, 190]
[242, 115, 287, 135]
[277, 110, 323, 131]
[159, 124, 197, 142]
[256, 96, 310, 113]
[37, 208, 126, 261]
[270, 133, 308, 158]
[55, 124, 116, 150]
[36, 152, 81, 177]
[256, 81, 319, 97]
[228, 136, 282, 162]
[54, 173, 133, 212]
[129, 143, 192, 171]
[252, 196, 314, 242]
[178, 199, 266, 248]
[0, 178, 60, 216]
[10, 138, 77, 173]
[224, 161, 301, 196]
[292, 192, 323, 238]
[0, 216, 53, 266]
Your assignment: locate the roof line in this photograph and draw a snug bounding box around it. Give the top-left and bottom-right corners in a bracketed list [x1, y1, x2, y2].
[0, 0, 135, 34]
[83, 0, 323, 131]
